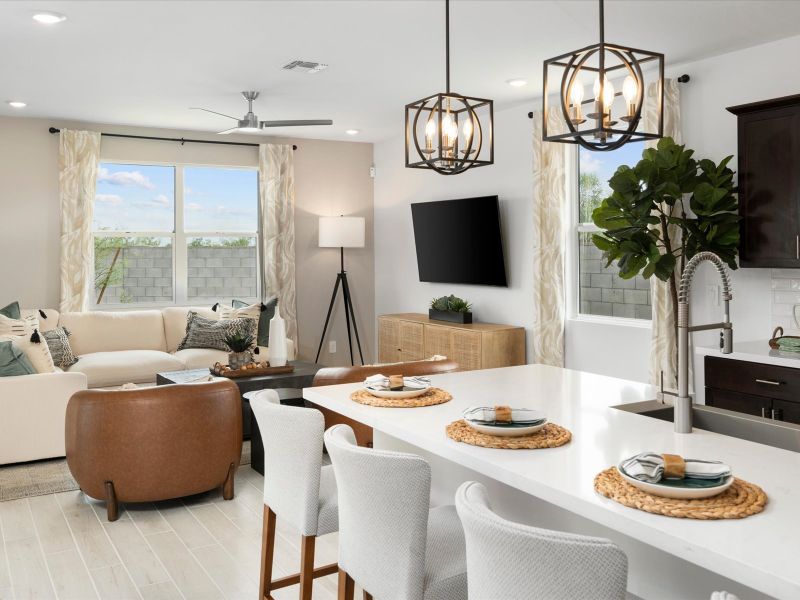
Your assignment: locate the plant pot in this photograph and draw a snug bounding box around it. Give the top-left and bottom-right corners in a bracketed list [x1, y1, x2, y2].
[428, 309, 473, 324]
[228, 351, 252, 370]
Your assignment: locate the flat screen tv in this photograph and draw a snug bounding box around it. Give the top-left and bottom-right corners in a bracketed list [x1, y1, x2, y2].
[411, 195, 507, 287]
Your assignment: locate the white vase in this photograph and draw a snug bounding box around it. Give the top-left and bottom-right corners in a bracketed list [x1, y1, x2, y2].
[268, 303, 288, 367]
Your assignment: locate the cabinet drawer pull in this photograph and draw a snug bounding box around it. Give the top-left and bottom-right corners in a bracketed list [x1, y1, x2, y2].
[761, 407, 767, 418]
[755, 378, 782, 386]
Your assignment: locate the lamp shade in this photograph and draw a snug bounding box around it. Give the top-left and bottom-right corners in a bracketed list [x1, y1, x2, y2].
[318, 216, 365, 248]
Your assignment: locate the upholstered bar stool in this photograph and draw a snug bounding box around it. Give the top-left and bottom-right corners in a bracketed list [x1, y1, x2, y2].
[455, 481, 628, 600]
[250, 390, 339, 600]
[324, 424, 467, 600]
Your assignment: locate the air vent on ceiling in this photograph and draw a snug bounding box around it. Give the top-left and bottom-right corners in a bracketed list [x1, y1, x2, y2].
[282, 60, 328, 73]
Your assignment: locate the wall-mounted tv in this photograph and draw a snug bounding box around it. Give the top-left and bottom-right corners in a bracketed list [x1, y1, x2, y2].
[411, 195, 507, 287]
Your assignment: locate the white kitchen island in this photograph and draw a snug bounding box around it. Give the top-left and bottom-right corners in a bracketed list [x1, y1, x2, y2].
[304, 364, 800, 600]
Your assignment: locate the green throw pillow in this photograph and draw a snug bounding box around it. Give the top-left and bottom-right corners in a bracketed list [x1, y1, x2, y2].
[232, 298, 277, 347]
[0, 340, 36, 377]
[0, 301, 20, 319]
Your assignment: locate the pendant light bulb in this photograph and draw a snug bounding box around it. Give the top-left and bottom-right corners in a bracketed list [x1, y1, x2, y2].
[593, 76, 615, 109]
[462, 118, 473, 141]
[570, 80, 585, 106]
[622, 75, 637, 103]
[425, 119, 437, 139]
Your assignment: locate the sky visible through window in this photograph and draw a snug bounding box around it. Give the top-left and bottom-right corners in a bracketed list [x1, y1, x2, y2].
[579, 142, 646, 223]
[94, 163, 257, 232]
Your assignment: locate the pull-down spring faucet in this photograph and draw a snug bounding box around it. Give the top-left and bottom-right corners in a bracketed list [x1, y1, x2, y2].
[675, 252, 733, 433]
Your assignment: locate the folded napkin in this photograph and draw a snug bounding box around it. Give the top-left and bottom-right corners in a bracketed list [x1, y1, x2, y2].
[364, 374, 431, 391]
[620, 452, 731, 484]
[462, 406, 545, 425]
[777, 338, 800, 352]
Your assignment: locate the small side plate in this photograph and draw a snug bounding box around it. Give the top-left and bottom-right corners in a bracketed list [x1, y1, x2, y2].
[365, 386, 430, 399]
[616, 466, 734, 499]
[465, 420, 547, 437]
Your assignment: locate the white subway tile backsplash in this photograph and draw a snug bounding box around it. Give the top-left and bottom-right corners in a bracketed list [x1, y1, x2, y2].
[771, 269, 800, 278]
[772, 292, 800, 305]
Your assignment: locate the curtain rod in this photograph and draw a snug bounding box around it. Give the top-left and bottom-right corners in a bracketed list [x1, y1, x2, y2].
[47, 127, 297, 150]
[526, 73, 690, 119]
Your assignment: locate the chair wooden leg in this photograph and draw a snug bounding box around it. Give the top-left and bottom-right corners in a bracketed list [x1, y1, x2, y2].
[299, 535, 315, 600]
[259, 506, 277, 600]
[104, 481, 118, 522]
[337, 569, 354, 600]
[222, 462, 235, 500]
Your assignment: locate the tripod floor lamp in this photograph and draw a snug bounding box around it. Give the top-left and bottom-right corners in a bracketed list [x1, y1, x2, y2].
[315, 216, 365, 365]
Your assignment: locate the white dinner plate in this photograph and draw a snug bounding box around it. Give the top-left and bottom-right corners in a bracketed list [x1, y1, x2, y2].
[616, 466, 734, 499]
[365, 386, 430, 399]
[464, 419, 547, 437]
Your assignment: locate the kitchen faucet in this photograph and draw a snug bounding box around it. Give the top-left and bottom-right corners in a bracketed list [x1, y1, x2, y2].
[674, 251, 733, 433]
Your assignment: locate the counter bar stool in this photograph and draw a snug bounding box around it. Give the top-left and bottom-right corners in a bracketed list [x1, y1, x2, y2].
[455, 481, 628, 600]
[324, 424, 467, 600]
[250, 390, 339, 600]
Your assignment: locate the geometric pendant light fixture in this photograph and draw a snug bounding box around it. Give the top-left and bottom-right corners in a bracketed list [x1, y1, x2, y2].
[405, 0, 494, 174]
[542, 0, 664, 151]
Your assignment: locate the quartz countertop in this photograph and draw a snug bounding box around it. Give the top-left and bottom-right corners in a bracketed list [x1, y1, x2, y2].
[697, 339, 800, 368]
[304, 364, 800, 600]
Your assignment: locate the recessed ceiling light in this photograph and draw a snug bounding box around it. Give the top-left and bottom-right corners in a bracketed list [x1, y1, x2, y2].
[32, 11, 67, 25]
[6, 101, 26, 108]
[507, 79, 528, 87]
[345, 129, 359, 135]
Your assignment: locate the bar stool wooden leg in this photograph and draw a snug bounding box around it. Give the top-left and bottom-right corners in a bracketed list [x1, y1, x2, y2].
[259, 506, 277, 600]
[337, 569, 355, 600]
[299, 535, 316, 600]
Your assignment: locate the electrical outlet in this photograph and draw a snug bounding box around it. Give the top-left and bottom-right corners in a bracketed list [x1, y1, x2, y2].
[706, 284, 720, 307]
[329, 340, 337, 354]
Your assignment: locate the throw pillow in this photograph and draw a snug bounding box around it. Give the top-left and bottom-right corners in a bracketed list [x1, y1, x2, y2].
[230, 298, 277, 347]
[44, 327, 79, 369]
[0, 301, 20, 319]
[0, 313, 39, 336]
[177, 311, 257, 352]
[0, 330, 55, 373]
[0, 340, 36, 377]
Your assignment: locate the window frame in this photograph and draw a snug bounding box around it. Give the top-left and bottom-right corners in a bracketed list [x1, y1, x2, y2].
[92, 160, 260, 310]
[566, 147, 651, 328]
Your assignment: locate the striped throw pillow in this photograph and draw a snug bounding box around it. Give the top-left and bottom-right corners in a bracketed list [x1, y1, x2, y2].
[177, 312, 257, 352]
[44, 327, 78, 369]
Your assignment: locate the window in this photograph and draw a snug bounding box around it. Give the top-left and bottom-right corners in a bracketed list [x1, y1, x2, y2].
[93, 163, 259, 307]
[575, 146, 652, 320]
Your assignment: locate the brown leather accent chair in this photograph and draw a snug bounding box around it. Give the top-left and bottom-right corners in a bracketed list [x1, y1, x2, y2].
[65, 380, 242, 521]
[309, 359, 460, 448]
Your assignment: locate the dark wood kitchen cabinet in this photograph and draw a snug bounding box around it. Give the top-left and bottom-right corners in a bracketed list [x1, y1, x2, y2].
[727, 94, 800, 268]
[705, 356, 800, 424]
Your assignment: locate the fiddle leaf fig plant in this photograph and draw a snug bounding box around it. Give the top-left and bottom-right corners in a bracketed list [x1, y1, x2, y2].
[591, 137, 740, 324]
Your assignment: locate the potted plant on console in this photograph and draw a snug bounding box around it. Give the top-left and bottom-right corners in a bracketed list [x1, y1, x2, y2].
[429, 295, 473, 324]
[224, 331, 255, 370]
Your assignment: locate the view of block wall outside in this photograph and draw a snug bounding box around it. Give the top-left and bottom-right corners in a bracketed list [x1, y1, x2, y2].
[95, 242, 257, 305]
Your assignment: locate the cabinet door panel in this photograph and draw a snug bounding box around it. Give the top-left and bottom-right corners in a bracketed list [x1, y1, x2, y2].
[705, 388, 771, 418]
[450, 330, 482, 371]
[772, 399, 800, 425]
[399, 321, 424, 362]
[738, 107, 800, 267]
[424, 325, 452, 358]
[378, 317, 401, 363]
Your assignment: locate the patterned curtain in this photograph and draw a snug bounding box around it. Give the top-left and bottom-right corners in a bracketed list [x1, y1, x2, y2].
[59, 129, 101, 313]
[531, 109, 568, 366]
[645, 79, 683, 389]
[258, 144, 298, 347]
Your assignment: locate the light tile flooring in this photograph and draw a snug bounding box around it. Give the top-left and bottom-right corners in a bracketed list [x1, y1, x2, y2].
[0, 466, 350, 599]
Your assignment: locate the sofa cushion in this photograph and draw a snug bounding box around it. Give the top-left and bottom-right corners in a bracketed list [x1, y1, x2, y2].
[162, 306, 217, 353]
[0, 301, 20, 319]
[22, 308, 60, 333]
[60, 310, 167, 355]
[67, 350, 184, 388]
[173, 348, 229, 370]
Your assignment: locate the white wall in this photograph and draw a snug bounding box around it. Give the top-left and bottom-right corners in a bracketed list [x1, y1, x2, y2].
[374, 33, 800, 389]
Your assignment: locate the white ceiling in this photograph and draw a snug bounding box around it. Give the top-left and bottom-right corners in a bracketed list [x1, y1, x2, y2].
[2, 0, 800, 142]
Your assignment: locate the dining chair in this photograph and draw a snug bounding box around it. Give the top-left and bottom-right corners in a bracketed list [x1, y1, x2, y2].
[324, 424, 467, 600]
[455, 481, 628, 600]
[250, 389, 339, 600]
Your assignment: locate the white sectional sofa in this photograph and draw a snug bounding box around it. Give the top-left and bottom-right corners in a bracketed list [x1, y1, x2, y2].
[0, 306, 294, 464]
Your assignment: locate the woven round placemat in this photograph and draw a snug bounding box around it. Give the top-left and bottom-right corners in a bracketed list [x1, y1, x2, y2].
[594, 467, 767, 520]
[445, 419, 572, 449]
[350, 387, 452, 408]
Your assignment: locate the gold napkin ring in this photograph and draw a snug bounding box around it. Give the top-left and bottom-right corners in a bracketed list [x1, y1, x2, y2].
[661, 453, 686, 479]
[494, 405, 512, 423]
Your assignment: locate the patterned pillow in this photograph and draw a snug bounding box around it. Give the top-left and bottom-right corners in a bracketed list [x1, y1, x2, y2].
[0, 313, 39, 336]
[229, 298, 278, 347]
[177, 312, 257, 352]
[44, 327, 79, 369]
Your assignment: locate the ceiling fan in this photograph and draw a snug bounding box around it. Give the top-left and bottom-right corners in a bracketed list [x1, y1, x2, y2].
[191, 91, 333, 134]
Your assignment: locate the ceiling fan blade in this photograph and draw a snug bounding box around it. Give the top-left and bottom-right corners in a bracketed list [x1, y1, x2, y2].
[260, 119, 334, 128]
[190, 107, 240, 121]
[217, 127, 239, 135]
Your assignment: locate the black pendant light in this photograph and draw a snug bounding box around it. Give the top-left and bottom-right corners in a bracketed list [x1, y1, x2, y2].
[405, 0, 494, 174]
[542, 0, 664, 151]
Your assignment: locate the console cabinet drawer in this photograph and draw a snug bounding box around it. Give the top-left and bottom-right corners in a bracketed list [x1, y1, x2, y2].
[705, 388, 772, 418]
[705, 356, 800, 402]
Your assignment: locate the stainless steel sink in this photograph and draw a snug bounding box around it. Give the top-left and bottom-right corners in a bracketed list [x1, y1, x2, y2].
[614, 400, 800, 453]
